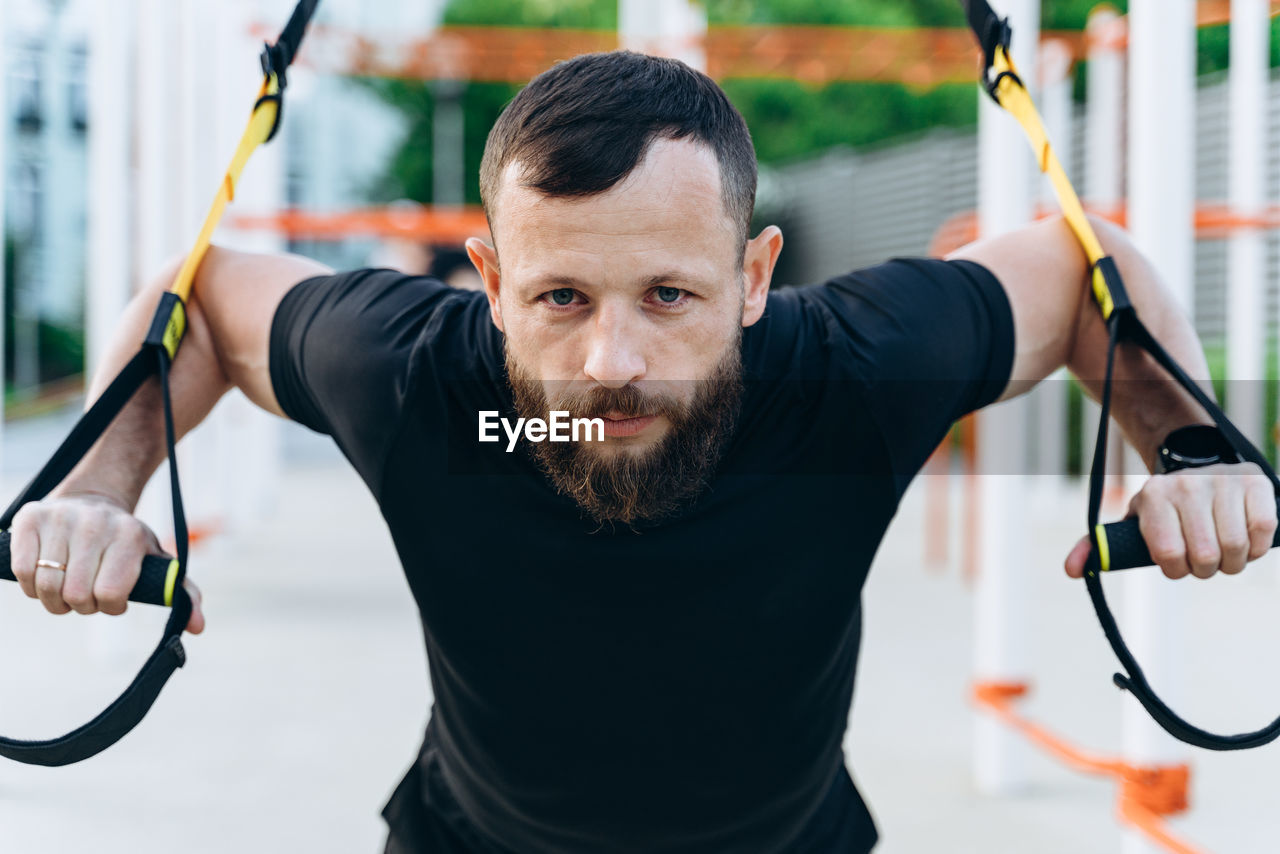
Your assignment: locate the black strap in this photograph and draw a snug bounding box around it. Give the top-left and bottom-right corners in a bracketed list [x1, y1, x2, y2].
[0, 297, 192, 766]
[257, 0, 321, 142]
[960, 0, 1016, 99]
[0, 0, 321, 767]
[955, 0, 1280, 754]
[1083, 305, 1280, 751]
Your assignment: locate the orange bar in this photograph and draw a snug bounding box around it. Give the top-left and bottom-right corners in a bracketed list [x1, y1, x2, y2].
[973, 681, 1206, 854]
[253, 1, 1280, 87]
[231, 206, 490, 243]
[929, 204, 1280, 256]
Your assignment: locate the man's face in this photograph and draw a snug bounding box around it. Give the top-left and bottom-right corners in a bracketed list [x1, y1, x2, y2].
[468, 138, 782, 522]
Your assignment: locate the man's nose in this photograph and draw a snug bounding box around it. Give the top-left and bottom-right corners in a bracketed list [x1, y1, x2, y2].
[582, 304, 646, 389]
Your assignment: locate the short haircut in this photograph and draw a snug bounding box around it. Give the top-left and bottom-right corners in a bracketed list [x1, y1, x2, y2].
[479, 50, 757, 250]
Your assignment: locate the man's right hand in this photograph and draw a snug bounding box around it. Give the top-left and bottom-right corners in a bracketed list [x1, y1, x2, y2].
[9, 494, 205, 634]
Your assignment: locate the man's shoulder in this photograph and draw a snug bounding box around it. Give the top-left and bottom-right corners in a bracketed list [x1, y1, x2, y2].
[745, 257, 1004, 381]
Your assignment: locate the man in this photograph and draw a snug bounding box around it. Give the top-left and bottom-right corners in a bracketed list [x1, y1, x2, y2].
[11, 52, 1274, 853]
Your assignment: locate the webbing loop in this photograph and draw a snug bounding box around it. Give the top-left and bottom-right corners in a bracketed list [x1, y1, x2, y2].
[0, 0, 320, 767]
[960, 0, 1280, 751]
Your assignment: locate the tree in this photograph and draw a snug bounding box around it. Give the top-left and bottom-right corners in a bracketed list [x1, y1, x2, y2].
[360, 0, 1269, 206]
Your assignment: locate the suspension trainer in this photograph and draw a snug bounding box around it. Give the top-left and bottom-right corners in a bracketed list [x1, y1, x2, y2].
[961, 0, 1280, 750]
[0, 0, 320, 767]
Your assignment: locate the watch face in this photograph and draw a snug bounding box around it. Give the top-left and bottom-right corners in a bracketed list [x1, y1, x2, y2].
[1158, 425, 1237, 473]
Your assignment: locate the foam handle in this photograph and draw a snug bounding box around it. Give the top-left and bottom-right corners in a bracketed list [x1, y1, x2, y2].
[1100, 498, 1280, 571]
[0, 531, 174, 606]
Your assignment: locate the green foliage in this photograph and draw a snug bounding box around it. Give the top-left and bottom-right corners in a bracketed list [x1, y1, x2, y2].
[724, 79, 974, 163]
[3, 233, 85, 391]
[365, 0, 1275, 205]
[359, 76, 517, 205]
[443, 0, 615, 28]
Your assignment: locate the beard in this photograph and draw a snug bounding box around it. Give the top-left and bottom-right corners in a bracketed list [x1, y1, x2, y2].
[505, 338, 744, 528]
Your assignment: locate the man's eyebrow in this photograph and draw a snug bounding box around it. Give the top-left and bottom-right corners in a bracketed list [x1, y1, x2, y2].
[524, 271, 705, 290]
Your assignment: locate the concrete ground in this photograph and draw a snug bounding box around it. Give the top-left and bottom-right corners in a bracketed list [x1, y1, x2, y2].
[0, 410, 1277, 853]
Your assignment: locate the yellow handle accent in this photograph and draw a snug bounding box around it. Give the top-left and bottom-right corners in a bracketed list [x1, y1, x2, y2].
[161, 300, 188, 361]
[167, 74, 282, 306]
[989, 47, 1116, 319]
[163, 559, 181, 608]
[1093, 523, 1112, 573]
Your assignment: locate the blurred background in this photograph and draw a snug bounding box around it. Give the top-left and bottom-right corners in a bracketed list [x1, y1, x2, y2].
[0, 1, 1278, 853]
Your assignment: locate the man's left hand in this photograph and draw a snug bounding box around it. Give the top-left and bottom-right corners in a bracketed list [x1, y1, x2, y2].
[1063, 463, 1278, 579]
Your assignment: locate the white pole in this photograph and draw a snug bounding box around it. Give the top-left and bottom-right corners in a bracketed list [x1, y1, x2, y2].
[973, 0, 1038, 797]
[133, 0, 178, 283]
[0, 0, 7, 471]
[87, 0, 135, 379]
[1037, 39, 1074, 480]
[619, 0, 707, 71]
[1123, 2, 1195, 852]
[209, 0, 285, 534]
[1083, 7, 1126, 484]
[1227, 0, 1268, 450]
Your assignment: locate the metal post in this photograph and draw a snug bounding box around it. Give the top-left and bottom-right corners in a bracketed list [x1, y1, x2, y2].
[87, 0, 135, 378]
[0, 0, 7, 465]
[209, 0, 285, 533]
[1123, 2, 1195, 852]
[1083, 6, 1126, 483]
[1036, 38, 1074, 480]
[432, 79, 466, 209]
[973, 0, 1038, 797]
[1227, 0, 1269, 448]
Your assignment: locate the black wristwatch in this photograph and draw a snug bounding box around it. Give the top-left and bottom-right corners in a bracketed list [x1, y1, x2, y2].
[1155, 425, 1239, 474]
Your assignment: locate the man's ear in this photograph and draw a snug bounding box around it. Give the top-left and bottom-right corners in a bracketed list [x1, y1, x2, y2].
[741, 225, 783, 327]
[465, 237, 504, 332]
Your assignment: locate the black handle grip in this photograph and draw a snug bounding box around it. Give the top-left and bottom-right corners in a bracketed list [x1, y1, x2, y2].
[0, 531, 175, 606]
[1100, 497, 1280, 571]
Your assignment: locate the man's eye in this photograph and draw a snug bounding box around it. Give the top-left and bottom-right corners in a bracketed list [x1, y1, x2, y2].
[655, 286, 683, 304]
[549, 288, 576, 306]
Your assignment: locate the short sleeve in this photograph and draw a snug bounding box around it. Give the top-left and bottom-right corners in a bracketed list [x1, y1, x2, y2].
[269, 268, 455, 495]
[809, 258, 1015, 493]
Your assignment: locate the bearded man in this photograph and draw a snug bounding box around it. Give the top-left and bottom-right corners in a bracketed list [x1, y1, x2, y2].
[11, 51, 1274, 853]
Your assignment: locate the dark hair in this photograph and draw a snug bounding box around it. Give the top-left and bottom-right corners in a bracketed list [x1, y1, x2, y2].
[479, 51, 757, 249]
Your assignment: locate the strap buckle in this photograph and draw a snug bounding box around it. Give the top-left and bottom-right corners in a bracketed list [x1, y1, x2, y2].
[143, 292, 187, 361]
[260, 41, 291, 90]
[978, 16, 1013, 100]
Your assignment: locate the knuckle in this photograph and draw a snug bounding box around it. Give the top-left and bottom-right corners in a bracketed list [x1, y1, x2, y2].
[1220, 534, 1249, 555]
[45, 504, 73, 529]
[95, 588, 128, 614]
[61, 584, 94, 611]
[1149, 543, 1185, 566]
[1247, 514, 1276, 536]
[10, 503, 39, 530]
[1187, 541, 1220, 568]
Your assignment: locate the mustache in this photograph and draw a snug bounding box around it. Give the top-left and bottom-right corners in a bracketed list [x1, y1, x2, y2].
[547, 383, 686, 421]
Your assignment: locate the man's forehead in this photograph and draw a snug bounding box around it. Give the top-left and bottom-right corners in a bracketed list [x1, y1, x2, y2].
[491, 139, 736, 247]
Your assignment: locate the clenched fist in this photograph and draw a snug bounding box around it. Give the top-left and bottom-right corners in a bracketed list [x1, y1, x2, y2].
[9, 493, 204, 633]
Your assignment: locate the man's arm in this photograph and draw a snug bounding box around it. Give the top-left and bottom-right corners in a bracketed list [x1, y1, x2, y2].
[9, 246, 330, 630]
[949, 215, 1277, 580]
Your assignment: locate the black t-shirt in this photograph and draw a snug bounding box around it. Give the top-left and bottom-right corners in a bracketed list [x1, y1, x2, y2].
[269, 258, 1015, 853]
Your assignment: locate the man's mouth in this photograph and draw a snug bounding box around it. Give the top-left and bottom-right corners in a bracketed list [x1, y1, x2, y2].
[599, 412, 658, 438]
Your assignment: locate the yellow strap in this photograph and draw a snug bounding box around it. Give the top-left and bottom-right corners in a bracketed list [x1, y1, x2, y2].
[989, 47, 1117, 320]
[167, 75, 282, 305]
